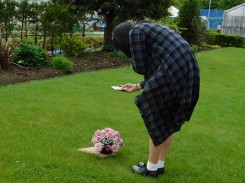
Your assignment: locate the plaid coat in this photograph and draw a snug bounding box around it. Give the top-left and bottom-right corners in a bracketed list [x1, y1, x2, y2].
[129, 23, 200, 146]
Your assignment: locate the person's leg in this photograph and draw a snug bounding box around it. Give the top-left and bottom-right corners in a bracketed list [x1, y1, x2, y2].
[156, 134, 173, 174]
[148, 134, 173, 162]
[158, 134, 173, 161]
[148, 138, 164, 164]
[131, 138, 164, 177]
[131, 135, 174, 177]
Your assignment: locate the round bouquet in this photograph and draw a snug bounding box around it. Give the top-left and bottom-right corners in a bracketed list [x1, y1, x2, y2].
[91, 127, 123, 154]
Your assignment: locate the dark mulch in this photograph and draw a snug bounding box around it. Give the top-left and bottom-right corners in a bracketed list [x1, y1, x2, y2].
[0, 52, 131, 86]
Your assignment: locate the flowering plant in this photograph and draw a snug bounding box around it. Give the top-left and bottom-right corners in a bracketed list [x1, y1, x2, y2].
[91, 127, 123, 154]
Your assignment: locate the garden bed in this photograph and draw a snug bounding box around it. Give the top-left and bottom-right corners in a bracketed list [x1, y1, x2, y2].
[0, 51, 131, 85]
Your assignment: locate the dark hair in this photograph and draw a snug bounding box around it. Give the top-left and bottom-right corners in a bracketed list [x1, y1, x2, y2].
[113, 22, 135, 58]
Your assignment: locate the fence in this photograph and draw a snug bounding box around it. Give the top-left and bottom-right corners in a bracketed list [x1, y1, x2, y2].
[200, 9, 224, 30]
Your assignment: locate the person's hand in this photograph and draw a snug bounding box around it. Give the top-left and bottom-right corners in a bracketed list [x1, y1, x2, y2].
[122, 83, 139, 93]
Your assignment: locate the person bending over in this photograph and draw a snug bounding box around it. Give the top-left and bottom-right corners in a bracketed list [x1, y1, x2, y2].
[113, 22, 200, 178]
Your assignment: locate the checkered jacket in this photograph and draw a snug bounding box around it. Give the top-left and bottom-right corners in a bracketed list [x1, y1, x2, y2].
[129, 23, 200, 146]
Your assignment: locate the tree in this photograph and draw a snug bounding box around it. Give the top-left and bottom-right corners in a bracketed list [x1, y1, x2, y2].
[0, 0, 17, 41]
[28, 2, 46, 46]
[16, 0, 31, 40]
[219, 0, 244, 9]
[69, 0, 173, 46]
[178, 0, 206, 45]
[198, 0, 244, 9]
[198, 0, 220, 9]
[41, 2, 77, 53]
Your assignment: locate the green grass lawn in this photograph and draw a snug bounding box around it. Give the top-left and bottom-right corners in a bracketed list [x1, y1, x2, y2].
[0, 47, 244, 183]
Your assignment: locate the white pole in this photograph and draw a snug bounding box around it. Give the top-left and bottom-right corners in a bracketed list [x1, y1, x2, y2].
[207, 0, 212, 30]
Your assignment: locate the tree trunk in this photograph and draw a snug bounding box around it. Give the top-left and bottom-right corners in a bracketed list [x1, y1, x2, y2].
[51, 34, 55, 55]
[43, 31, 47, 50]
[5, 23, 8, 42]
[21, 21, 24, 40]
[34, 22, 38, 45]
[104, 13, 114, 46]
[24, 19, 28, 38]
[0, 52, 9, 70]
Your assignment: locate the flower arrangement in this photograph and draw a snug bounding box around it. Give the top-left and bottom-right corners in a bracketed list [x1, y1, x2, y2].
[91, 127, 123, 154]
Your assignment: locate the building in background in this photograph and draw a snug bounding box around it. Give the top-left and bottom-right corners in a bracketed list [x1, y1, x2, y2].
[221, 3, 245, 36]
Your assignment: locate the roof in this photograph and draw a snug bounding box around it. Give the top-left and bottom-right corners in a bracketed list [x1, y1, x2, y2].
[224, 3, 245, 15]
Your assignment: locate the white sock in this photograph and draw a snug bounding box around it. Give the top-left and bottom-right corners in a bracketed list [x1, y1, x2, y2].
[147, 161, 158, 171]
[157, 160, 165, 169]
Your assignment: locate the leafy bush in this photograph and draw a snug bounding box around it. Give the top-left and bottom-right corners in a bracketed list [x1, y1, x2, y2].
[102, 45, 114, 52]
[51, 55, 74, 72]
[84, 37, 103, 49]
[206, 32, 244, 47]
[191, 45, 202, 52]
[61, 36, 88, 57]
[206, 32, 217, 45]
[108, 51, 126, 58]
[166, 24, 186, 34]
[12, 43, 48, 67]
[205, 44, 222, 49]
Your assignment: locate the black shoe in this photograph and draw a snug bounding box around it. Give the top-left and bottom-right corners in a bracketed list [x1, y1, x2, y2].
[158, 167, 165, 175]
[131, 165, 158, 178]
[138, 162, 165, 175]
[138, 162, 146, 167]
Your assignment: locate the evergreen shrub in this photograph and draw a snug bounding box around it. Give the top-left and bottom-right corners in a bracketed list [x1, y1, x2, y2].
[206, 32, 244, 47]
[61, 36, 88, 57]
[51, 55, 74, 73]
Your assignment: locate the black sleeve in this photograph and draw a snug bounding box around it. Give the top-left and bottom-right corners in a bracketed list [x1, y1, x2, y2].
[140, 80, 145, 89]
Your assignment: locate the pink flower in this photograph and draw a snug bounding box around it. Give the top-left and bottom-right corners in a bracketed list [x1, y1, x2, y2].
[115, 137, 121, 143]
[114, 131, 120, 138]
[105, 128, 113, 133]
[111, 145, 119, 152]
[100, 130, 106, 136]
[95, 143, 104, 152]
[94, 130, 101, 136]
[96, 136, 101, 141]
[106, 132, 114, 140]
[105, 145, 111, 151]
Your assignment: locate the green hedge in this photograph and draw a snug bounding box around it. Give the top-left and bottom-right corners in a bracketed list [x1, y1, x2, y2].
[206, 32, 244, 47]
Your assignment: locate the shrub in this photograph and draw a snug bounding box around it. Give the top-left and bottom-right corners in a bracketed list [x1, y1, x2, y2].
[84, 37, 103, 49]
[51, 55, 74, 72]
[102, 45, 114, 52]
[206, 44, 222, 49]
[206, 32, 217, 45]
[166, 24, 186, 34]
[12, 43, 48, 67]
[0, 29, 16, 70]
[191, 45, 202, 52]
[61, 36, 88, 57]
[108, 51, 126, 58]
[206, 32, 244, 47]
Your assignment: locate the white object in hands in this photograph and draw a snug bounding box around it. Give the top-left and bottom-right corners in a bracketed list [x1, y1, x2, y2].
[111, 86, 123, 91]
